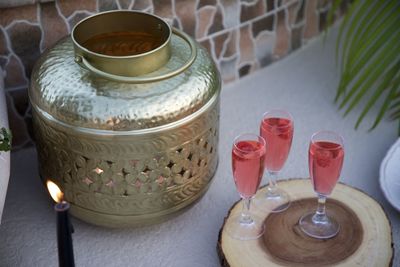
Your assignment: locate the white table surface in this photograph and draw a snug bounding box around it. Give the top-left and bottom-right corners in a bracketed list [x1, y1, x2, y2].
[1, 25, 398, 267]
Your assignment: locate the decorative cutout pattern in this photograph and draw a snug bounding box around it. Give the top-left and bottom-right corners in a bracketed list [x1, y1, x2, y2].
[33, 99, 219, 218]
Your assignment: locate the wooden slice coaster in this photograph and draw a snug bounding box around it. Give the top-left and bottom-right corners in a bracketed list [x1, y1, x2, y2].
[263, 198, 362, 265]
[217, 179, 393, 267]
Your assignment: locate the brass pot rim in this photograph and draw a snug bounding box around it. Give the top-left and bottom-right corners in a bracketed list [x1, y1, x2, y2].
[71, 10, 172, 60]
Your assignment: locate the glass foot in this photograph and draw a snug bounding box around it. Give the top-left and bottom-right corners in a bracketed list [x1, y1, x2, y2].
[254, 187, 291, 213]
[225, 215, 265, 240]
[299, 212, 340, 239]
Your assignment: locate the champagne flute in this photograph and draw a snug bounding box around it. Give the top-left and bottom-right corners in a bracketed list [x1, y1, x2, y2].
[255, 110, 293, 212]
[299, 131, 344, 239]
[226, 133, 266, 240]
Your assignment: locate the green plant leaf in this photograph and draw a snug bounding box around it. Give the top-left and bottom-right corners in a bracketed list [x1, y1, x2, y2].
[334, 0, 399, 102]
[347, 8, 400, 70]
[337, 3, 400, 103]
[389, 99, 400, 110]
[341, 33, 400, 111]
[339, 0, 377, 71]
[331, 0, 400, 131]
[0, 127, 12, 152]
[334, 0, 362, 101]
[354, 66, 399, 129]
[344, 0, 396, 70]
[370, 74, 400, 131]
[338, 37, 400, 109]
[390, 110, 400, 120]
[335, 0, 360, 62]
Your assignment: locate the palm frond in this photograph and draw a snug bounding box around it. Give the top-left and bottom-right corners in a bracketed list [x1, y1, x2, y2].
[370, 72, 400, 130]
[339, 35, 400, 110]
[329, 0, 400, 131]
[345, 1, 397, 69]
[355, 65, 399, 129]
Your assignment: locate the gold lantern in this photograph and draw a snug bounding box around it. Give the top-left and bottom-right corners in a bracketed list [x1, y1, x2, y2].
[29, 11, 220, 227]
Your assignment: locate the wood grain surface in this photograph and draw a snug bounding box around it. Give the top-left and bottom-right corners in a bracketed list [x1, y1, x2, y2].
[217, 179, 393, 267]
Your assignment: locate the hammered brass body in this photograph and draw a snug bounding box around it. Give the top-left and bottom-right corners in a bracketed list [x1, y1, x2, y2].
[30, 12, 220, 227]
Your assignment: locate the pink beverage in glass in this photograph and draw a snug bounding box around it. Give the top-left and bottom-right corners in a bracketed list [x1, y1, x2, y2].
[260, 117, 294, 171]
[232, 140, 265, 198]
[309, 141, 344, 195]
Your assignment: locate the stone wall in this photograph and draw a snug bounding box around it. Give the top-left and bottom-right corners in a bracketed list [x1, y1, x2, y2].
[0, 0, 347, 149]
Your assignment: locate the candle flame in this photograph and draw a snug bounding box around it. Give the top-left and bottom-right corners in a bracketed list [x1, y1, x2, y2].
[46, 180, 63, 203]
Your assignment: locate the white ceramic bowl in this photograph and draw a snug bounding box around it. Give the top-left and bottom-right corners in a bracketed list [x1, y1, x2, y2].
[380, 138, 400, 212]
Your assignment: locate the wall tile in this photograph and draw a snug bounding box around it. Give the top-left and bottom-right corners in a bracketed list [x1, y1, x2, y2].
[220, 56, 238, 83]
[239, 61, 258, 78]
[239, 63, 251, 77]
[254, 31, 275, 67]
[222, 30, 237, 58]
[208, 5, 224, 35]
[240, 0, 266, 23]
[4, 55, 27, 88]
[175, 0, 197, 37]
[196, 6, 216, 39]
[131, 0, 152, 10]
[0, 56, 7, 70]
[199, 38, 212, 57]
[273, 9, 290, 58]
[198, 0, 217, 9]
[118, 0, 133, 9]
[40, 2, 69, 50]
[239, 24, 255, 64]
[0, 28, 8, 55]
[291, 24, 303, 50]
[68, 11, 92, 29]
[153, 0, 174, 20]
[252, 13, 275, 38]
[295, 0, 305, 24]
[7, 22, 41, 77]
[303, 0, 318, 39]
[98, 0, 118, 12]
[287, 0, 300, 26]
[219, 0, 240, 29]
[266, 0, 275, 12]
[172, 18, 181, 29]
[5, 92, 31, 148]
[319, 9, 328, 32]
[7, 87, 29, 117]
[24, 109, 34, 143]
[57, 0, 97, 18]
[213, 32, 229, 59]
[0, 4, 37, 27]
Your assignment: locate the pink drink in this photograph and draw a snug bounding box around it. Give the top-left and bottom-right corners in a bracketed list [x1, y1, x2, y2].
[260, 117, 293, 171]
[232, 140, 265, 198]
[309, 141, 344, 196]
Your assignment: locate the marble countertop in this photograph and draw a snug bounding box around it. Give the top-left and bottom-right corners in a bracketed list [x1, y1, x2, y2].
[0, 25, 398, 266]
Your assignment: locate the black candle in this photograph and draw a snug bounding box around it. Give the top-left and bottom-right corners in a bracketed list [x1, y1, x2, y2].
[55, 201, 75, 267]
[47, 181, 75, 267]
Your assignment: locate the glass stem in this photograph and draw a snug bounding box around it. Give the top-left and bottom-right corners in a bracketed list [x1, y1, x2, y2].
[267, 171, 278, 196]
[240, 198, 253, 224]
[312, 194, 328, 223]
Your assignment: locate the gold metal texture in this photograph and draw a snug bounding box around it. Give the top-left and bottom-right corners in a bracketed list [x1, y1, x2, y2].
[72, 11, 172, 77]
[30, 36, 219, 131]
[29, 12, 221, 227]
